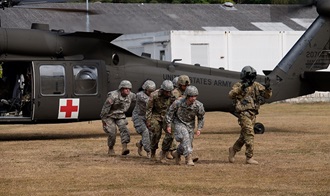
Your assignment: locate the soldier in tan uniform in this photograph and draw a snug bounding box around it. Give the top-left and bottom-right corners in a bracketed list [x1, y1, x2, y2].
[172, 75, 190, 99]
[100, 80, 136, 156]
[228, 66, 272, 165]
[146, 80, 175, 160]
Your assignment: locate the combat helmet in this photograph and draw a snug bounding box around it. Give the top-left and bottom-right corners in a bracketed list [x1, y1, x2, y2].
[142, 80, 156, 92]
[160, 80, 174, 91]
[177, 75, 191, 86]
[172, 77, 179, 88]
[184, 85, 199, 97]
[240, 66, 257, 83]
[118, 80, 132, 89]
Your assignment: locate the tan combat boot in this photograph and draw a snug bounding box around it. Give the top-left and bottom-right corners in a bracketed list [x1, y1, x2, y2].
[121, 143, 130, 155]
[136, 142, 143, 156]
[246, 157, 259, 165]
[159, 150, 167, 163]
[166, 151, 174, 159]
[173, 151, 181, 165]
[228, 147, 236, 163]
[185, 154, 194, 166]
[108, 147, 115, 156]
[146, 151, 151, 159]
[185, 155, 198, 163]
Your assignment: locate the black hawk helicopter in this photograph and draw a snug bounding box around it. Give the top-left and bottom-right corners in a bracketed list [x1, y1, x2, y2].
[0, 0, 329, 135]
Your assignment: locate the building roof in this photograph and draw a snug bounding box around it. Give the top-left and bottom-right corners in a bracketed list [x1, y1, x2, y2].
[0, 3, 318, 34]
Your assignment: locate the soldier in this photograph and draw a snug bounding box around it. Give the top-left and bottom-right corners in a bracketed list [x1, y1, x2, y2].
[172, 75, 190, 99]
[100, 80, 136, 156]
[133, 80, 156, 158]
[146, 80, 175, 161]
[165, 85, 205, 166]
[161, 75, 191, 161]
[228, 66, 272, 165]
[172, 76, 179, 88]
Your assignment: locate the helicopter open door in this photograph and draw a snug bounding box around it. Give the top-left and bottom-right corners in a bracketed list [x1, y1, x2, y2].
[0, 61, 33, 123]
[32, 61, 108, 123]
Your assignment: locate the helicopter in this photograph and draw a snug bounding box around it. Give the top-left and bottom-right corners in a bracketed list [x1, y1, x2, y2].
[0, 0, 20, 9]
[0, 1, 329, 134]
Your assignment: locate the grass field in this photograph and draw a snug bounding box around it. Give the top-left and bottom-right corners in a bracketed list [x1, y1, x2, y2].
[0, 102, 329, 195]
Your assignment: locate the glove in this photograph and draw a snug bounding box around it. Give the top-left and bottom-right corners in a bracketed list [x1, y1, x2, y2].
[241, 82, 250, 91]
[264, 77, 271, 89]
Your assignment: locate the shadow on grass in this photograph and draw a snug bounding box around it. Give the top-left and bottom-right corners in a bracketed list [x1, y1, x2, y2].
[113, 154, 228, 166]
[0, 127, 313, 142]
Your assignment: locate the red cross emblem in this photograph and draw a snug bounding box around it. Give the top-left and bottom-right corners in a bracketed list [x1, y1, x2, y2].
[58, 99, 80, 119]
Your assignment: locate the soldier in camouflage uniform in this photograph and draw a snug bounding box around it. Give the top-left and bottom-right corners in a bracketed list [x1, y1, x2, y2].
[161, 75, 191, 161]
[172, 76, 179, 88]
[133, 80, 156, 158]
[100, 80, 136, 156]
[228, 66, 272, 165]
[172, 75, 190, 99]
[146, 80, 175, 160]
[165, 85, 205, 166]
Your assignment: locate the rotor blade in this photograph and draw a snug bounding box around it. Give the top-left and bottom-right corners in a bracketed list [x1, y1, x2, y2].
[18, 0, 75, 5]
[16, 6, 99, 15]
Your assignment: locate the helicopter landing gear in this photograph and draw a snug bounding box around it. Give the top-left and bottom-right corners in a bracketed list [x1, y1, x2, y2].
[254, 122, 265, 134]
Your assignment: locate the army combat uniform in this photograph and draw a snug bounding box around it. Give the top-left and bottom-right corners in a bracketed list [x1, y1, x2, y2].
[132, 80, 156, 158]
[165, 85, 205, 166]
[229, 76, 272, 164]
[146, 81, 175, 160]
[161, 75, 191, 160]
[160, 87, 184, 153]
[100, 83, 136, 156]
[133, 91, 151, 154]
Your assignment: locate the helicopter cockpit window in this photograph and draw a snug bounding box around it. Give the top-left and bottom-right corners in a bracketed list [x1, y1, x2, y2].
[40, 65, 65, 95]
[73, 65, 98, 95]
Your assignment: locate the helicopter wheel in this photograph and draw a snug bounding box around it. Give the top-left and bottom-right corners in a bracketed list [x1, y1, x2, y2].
[254, 122, 265, 134]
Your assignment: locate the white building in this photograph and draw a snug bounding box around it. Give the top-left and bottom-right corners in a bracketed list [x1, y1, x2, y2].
[113, 30, 310, 75]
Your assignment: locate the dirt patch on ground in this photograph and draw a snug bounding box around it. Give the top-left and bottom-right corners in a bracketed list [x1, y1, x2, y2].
[0, 102, 329, 195]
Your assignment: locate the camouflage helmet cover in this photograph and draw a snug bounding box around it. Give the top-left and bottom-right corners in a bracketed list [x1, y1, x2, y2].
[240, 66, 257, 81]
[177, 75, 191, 86]
[184, 85, 199, 97]
[160, 80, 174, 91]
[118, 80, 132, 89]
[142, 80, 156, 91]
[172, 77, 179, 88]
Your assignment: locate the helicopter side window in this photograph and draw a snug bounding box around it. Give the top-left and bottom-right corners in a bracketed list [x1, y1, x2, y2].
[39, 65, 65, 95]
[73, 65, 98, 95]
